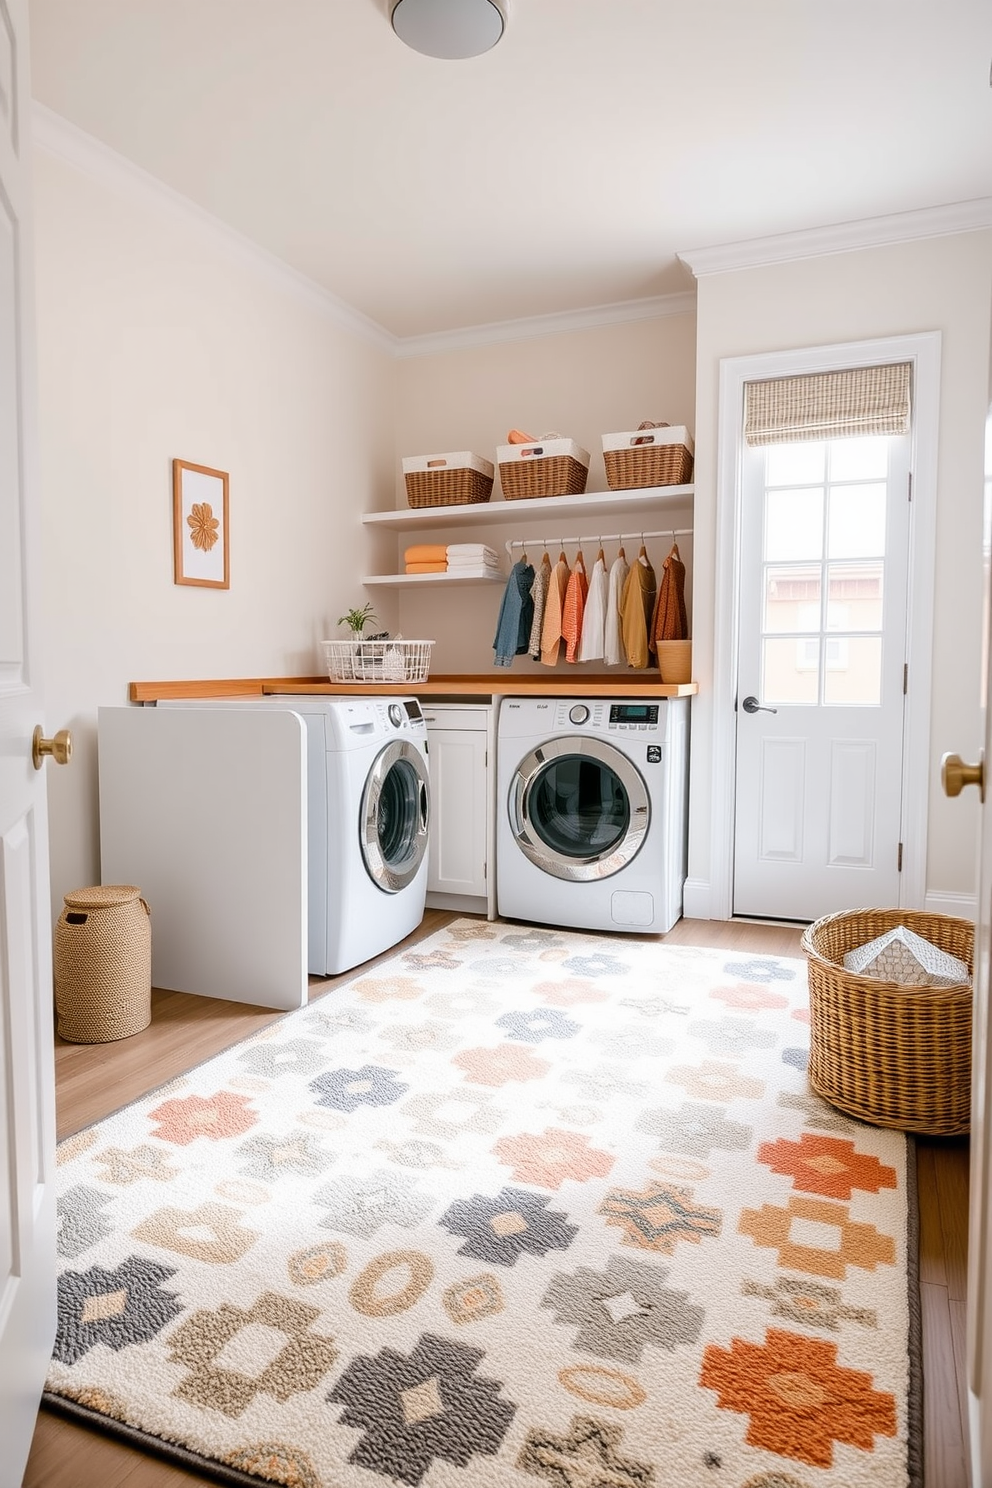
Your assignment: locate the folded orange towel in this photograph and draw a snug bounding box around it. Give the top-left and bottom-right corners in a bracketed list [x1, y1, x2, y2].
[404, 544, 447, 563]
[405, 561, 447, 574]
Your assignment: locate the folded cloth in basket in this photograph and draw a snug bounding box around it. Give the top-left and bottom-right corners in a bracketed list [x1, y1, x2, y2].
[843, 925, 970, 987]
[404, 544, 447, 564]
[405, 561, 448, 573]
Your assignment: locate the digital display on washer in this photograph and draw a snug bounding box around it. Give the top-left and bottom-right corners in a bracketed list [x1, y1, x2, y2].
[609, 704, 659, 724]
[403, 700, 423, 721]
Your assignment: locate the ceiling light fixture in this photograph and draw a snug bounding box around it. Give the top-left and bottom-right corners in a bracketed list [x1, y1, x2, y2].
[390, 0, 507, 60]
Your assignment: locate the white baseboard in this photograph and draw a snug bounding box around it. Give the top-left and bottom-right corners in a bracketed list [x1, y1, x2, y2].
[923, 889, 977, 922]
[681, 879, 713, 920]
[682, 880, 976, 924]
[425, 891, 488, 915]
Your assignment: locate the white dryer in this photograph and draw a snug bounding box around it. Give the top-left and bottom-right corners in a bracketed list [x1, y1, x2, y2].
[160, 694, 431, 974]
[496, 696, 689, 935]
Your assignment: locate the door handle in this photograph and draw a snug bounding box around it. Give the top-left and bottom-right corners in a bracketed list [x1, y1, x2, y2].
[32, 725, 73, 769]
[741, 696, 778, 715]
[941, 750, 985, 803]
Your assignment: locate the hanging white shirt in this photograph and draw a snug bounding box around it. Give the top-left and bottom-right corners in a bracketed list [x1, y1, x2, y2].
[578, 555, 609, 661]
[604, 552, 630, 666]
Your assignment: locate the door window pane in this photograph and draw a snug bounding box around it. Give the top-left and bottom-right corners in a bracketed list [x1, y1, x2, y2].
[763, 638, 819, 704]
[830, 436, 889, 482]
[765, 488, 824, 561]
[828, 484, 886, 558]
[823, 638, 882, 705]
[754, 434, 894, 709]
[827, 562, 883, 631]
[766, 442, 825, 486]
[763, 565, 820, 633]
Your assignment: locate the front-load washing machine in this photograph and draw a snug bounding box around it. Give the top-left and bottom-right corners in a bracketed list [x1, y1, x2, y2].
[160, 694, 431, 974]
[496, 696, 688, 934]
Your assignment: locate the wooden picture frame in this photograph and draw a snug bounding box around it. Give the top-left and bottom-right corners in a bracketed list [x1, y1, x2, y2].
[173, 459, 229, 588]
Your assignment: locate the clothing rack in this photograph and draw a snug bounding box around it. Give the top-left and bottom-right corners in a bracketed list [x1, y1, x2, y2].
[504, 527, 693, 557]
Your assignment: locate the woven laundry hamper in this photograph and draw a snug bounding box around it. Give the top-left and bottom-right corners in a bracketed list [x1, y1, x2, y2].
[54, 884, 151, 1043]
[801, 907, 973, 1135]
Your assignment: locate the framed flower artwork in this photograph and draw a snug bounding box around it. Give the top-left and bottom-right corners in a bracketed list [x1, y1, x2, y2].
[172, 459, 230, 588]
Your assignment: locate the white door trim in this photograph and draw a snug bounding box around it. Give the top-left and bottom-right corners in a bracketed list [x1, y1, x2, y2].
[708, 331, 941, 920]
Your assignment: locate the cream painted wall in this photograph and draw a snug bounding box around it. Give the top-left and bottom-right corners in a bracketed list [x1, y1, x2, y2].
[392, 315, 697, 674]
[33, 148, 396, 920]
[687, 230, 992, 912]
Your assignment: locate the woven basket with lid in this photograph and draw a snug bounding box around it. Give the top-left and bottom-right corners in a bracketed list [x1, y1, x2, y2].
[54, 884, 151, 1043]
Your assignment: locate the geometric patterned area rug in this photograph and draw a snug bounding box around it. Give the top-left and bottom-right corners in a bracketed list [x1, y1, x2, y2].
[45, 918, 921, 1488]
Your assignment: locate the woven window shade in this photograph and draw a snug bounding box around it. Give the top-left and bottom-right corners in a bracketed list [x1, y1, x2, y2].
[744, 362, 912, 446]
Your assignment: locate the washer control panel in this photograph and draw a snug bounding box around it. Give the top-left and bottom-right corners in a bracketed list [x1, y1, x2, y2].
[550, 701, 663, 735]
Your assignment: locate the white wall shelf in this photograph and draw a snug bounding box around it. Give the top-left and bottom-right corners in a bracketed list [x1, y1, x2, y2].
[362, 484, 694, 532]
[362, 572, 506, 587]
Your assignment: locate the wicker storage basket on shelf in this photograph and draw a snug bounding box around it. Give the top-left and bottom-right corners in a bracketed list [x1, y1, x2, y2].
[402, 452, 494, 509]
[602, 426, 694, 491]
[496, 438, 590, 500]
[53, 884, 152, 1043]
[801, 906, 973, 1135]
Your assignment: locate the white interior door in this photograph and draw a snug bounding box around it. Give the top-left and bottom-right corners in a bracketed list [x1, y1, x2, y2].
[734, 432, 911, 921]
[964, 401, 992, 1485]
[0, 2, 59, 1479]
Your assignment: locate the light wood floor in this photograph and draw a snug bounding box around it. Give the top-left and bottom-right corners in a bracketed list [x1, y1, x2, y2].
[25, 912, 969, 1488]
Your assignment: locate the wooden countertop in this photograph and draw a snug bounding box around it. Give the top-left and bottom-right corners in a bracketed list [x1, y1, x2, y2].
[129, 674, 698, 702]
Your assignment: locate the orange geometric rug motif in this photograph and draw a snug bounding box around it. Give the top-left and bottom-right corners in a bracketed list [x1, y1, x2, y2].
[44, 920, 920, 1487]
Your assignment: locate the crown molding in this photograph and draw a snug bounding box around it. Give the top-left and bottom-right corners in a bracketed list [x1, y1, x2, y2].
[678, 198, 992, 278]
[395, 291, 697, 359]
[30, 102, 399, 352]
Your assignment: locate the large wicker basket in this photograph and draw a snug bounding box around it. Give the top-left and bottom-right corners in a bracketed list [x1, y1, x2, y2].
[54, 884, 152, 1043]
[402, 452, 494, 509]
[801, 907, 973, 1135]
[496, 439, 589, 500]
[602, 426, 694, 491]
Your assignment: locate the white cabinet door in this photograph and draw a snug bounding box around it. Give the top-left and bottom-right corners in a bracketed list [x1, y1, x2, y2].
[424, 721, 488, 903]
[99, 706, 308, 1009]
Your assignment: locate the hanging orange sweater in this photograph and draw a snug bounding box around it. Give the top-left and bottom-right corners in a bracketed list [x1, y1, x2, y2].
[540, 554, 571, 666]
[562, 555, 588, 663]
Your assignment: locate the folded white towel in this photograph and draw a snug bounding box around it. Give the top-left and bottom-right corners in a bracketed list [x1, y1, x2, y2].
[446, 564, 503, 579]
[447, 544, 499, 560]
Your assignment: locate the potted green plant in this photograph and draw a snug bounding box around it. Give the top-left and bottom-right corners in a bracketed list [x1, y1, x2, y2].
[328, 602, 383, 682]
[337, 602, 378, 636]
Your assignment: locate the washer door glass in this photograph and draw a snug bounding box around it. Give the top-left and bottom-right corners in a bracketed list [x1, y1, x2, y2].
[361, 740, 430, 893]
[509, 735, 650, 882]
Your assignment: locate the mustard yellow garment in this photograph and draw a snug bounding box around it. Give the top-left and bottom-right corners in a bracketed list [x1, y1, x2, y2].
[540, 554, 571, 666]
[405, 561, 448, 573]
[404, 544, 447, 564]
[620, 555, 657, 668]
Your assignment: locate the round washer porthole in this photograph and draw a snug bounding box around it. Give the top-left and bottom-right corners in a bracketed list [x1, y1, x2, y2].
[508, 735, 650, 882]
[361, 740, 430, 892]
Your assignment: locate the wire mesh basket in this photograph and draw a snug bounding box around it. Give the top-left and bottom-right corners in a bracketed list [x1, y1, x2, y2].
[322, 639, 434, 684]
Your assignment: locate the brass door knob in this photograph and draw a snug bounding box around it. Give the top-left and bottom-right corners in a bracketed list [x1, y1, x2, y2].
[941, 750, 985, 802]
[32, 726, 73, 770]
